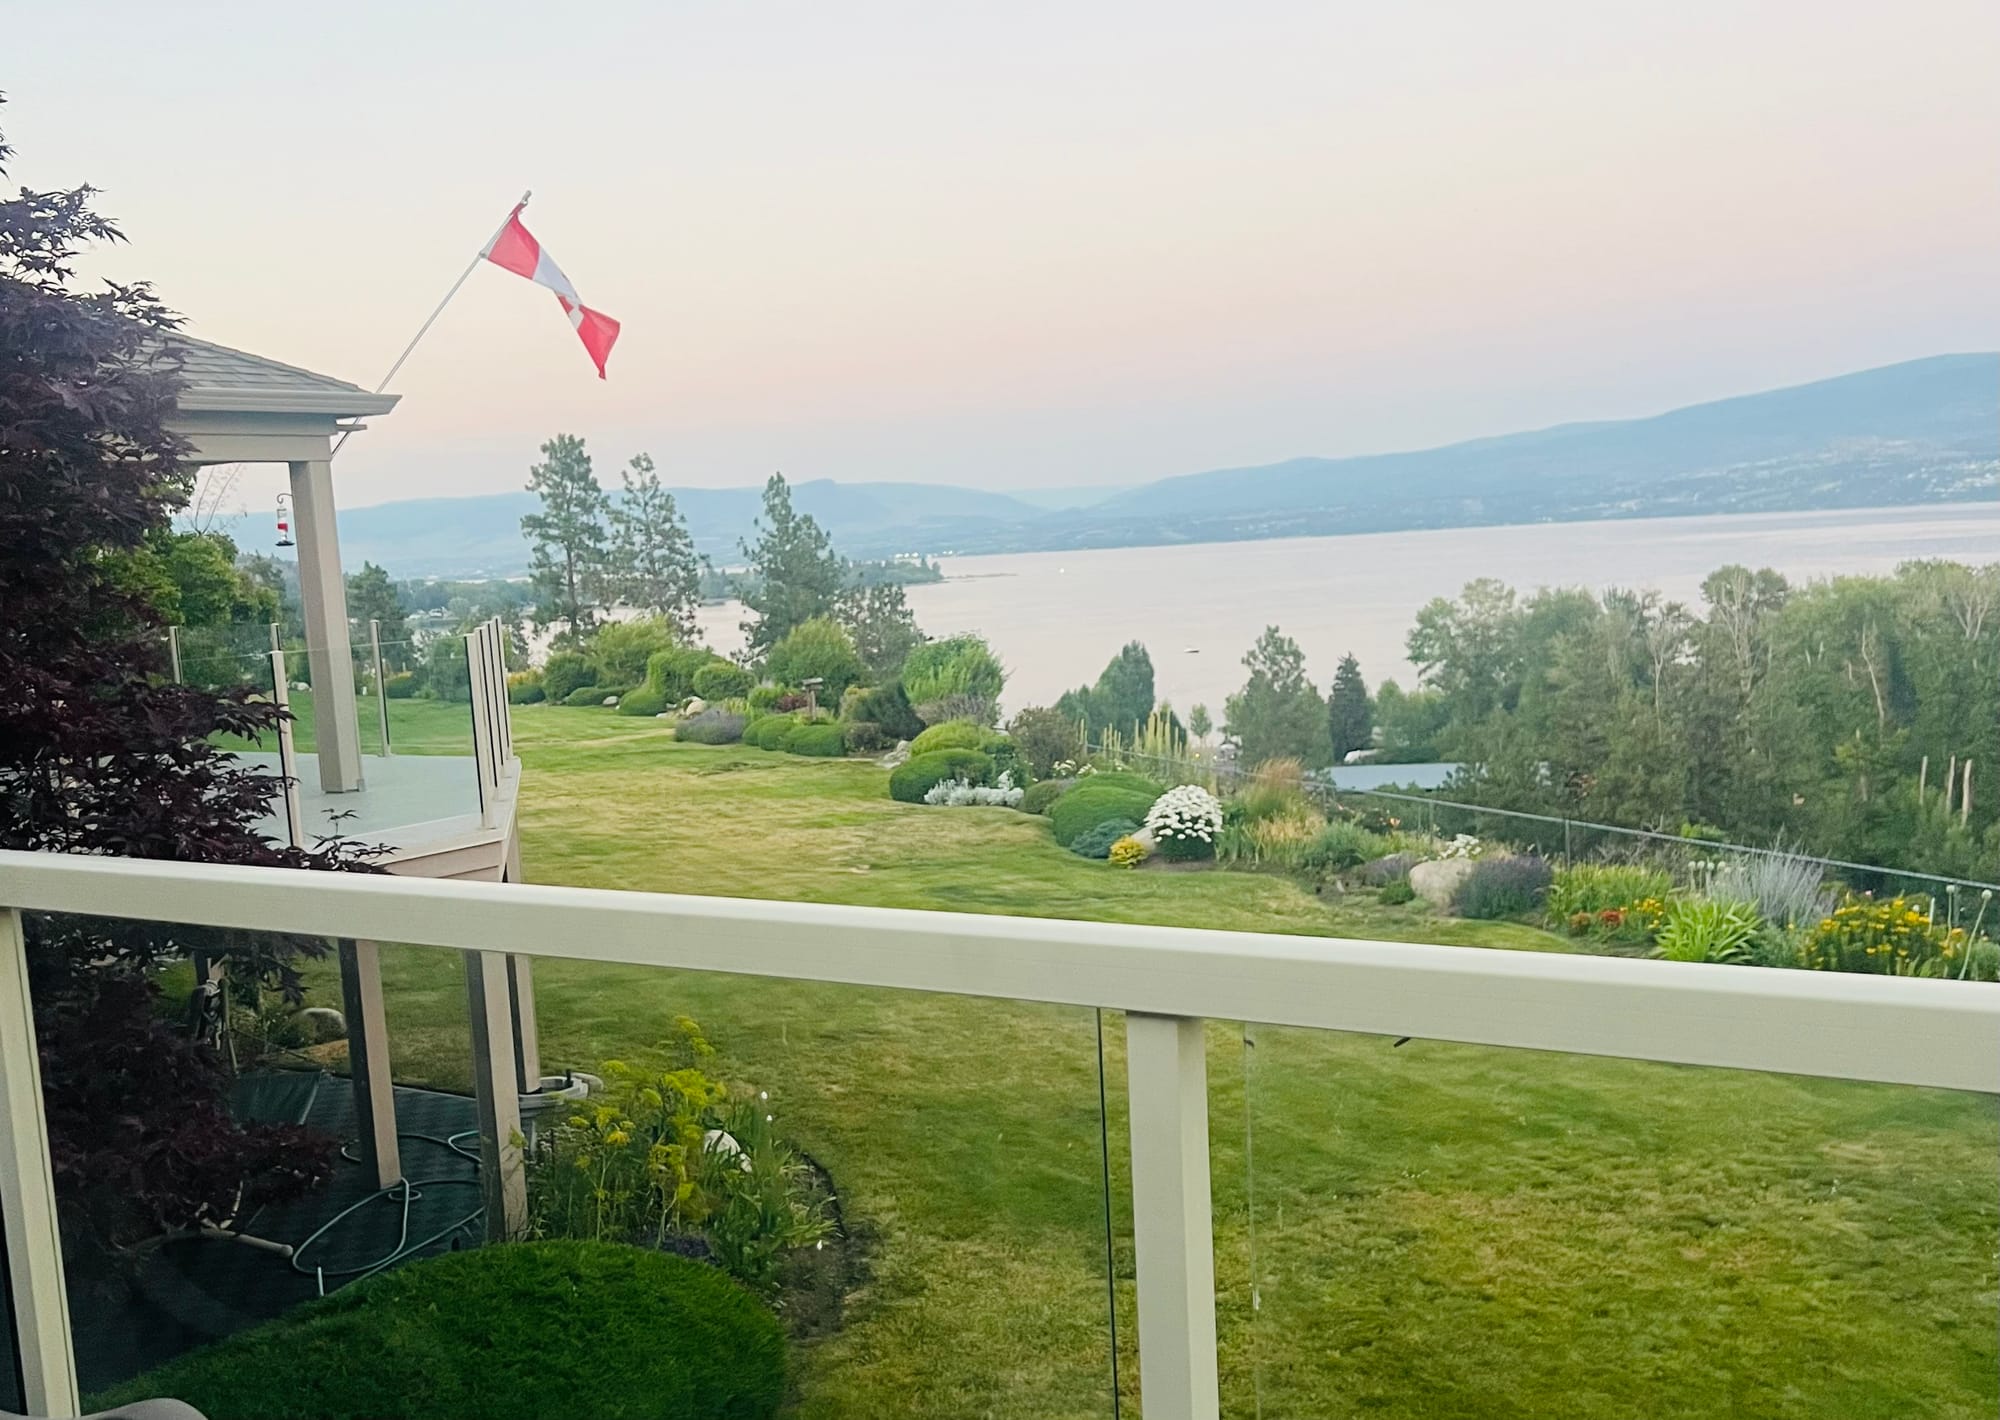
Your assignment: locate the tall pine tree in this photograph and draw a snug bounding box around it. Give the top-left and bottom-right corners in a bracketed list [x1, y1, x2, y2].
[740, 473, 845, 655]
[606, 452, 701, 635]
[1326, 652, 1373, 761]
[521, 432, 611, 635]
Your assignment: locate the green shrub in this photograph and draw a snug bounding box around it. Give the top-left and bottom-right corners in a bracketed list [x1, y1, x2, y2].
[842, 721, 887, 754]
[746, 684, 786, 713]
[1006, 705, 1084, 777]
[1021, 779, 1068, 816]
[676, 709, 747, 745]
[616, 684, 669, 716]
[506, 670, 545, 705]
[1299, 820, 1389, 873]
[1069, 817, 1141, 860]
[889, 749, 994, 804]
[1231, 758, 1315, 823]
[765, 617, 866, 702]
[1547, 863, 1675, 919]
[742, 714, 797, 750]
[781, 722, 847, 757]
[384, 671, 417, 699]
[541, 651, 594, 704]
[645, 645, 722, 704]
[86, 1241, 786, 1420]
[692, 661, 754, 702]
[901, 634, 1005, 725]
[1657, 898, 1762, 963]
[847, 681, 925, 741]
[908, 720, 986, 756]
[1048, 772, 1164, 847]
[1379, 879, 1416, 905]
[588, 616, 681, 686]
[1451, 855, 1554, 920]
[561, 683, 629, 707]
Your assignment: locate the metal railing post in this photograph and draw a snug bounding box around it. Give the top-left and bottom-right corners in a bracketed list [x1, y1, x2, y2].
[0, 906, 82, 1419]
[370, 619, 392, 758]
[1126, 1012, 1220, 1420]
[166, 624, 182, 683]
[270, 649, 305, 849]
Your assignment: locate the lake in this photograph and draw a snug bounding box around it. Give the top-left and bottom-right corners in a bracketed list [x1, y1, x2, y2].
[692, 503, 2000, 716]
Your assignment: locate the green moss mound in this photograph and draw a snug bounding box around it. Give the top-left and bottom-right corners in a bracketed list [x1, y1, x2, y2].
[907, 720, 986, 757]
[88, 1240, 785, 1420]
[616, 684, 669, 716]
[1048, 773, 1163, 847]
[781, 721, 848, 757]
[889, 749, 993, 803]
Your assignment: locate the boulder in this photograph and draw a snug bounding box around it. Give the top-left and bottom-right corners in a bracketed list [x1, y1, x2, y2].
[293, 1006, 347, 1043]
[1131, 826, 1157, 852]
[1409, 857, 1476, 906]
[601, 695, 620, 707]
[684, 696, 707, 714]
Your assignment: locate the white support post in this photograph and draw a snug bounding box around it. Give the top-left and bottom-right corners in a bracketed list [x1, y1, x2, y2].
[287, 457, 363, 793]
[0, 908, 81, 1419]
[1125, 1012, 1220, 1420]
[166, 624, 182, 682]
[501, 834, 542, 1094]
[464, 949, 527, 1239]
[336, 940, 401, 1190]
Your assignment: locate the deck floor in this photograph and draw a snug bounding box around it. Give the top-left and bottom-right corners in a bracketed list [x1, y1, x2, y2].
[74, 1075, 482, 1397]
[236, 751, 484, 849]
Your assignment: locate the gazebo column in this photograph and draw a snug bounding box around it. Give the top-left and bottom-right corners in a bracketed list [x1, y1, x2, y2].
[287, 457, 364, 793]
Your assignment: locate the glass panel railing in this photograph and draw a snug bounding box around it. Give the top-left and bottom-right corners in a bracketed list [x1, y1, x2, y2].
[26, 915, 1124, 1417]
[1225, 1021, 1999, 1418]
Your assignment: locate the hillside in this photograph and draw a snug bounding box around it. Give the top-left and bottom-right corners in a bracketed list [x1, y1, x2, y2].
[337, 353, 1997, 577]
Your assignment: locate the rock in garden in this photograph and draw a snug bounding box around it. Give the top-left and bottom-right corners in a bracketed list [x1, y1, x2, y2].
[684, 696, 707, 714]
[1409, 858, 1476, 904]
[293, 1006, 347, 1043]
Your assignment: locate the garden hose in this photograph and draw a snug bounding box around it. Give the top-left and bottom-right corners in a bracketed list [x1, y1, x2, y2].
[288, 1130, 487, 1294]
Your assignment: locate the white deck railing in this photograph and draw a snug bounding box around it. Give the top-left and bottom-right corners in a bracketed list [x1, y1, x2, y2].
[2, 850, 1996, 1419]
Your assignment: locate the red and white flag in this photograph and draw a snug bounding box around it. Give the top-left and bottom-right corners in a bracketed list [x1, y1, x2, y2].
[481, 203, 621, 379]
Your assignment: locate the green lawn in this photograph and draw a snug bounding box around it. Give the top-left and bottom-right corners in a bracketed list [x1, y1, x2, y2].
[295, 705, 1997, 1419]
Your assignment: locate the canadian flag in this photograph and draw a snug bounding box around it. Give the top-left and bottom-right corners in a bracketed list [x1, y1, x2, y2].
[481, 203, 621, 378]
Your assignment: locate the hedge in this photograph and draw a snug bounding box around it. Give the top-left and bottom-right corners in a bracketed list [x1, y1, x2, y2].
[692, 661, 753, 701]
[561, 683, 629, 707]
[781, 722, 848, 757]
[1048, 773, 1163, 847]
[888, 749, 994, 804]
[842, 721, 887, 754]
[541, 651, 594, 704]
[85, 1241, 786, 1420]
[908, 720, 986, 757]
[507, 679, 546, 705]
[742, 714, 797, 750]
[384, 671, 417, 700]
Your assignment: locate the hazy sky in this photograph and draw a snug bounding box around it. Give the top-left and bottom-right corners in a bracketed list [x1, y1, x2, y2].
[12, 1, 1999, 510]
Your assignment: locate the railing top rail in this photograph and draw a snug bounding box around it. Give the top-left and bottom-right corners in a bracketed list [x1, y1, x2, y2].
[2, 851, 1994, 1094]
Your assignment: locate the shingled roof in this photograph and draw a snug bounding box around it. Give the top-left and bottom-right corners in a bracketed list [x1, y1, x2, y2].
[164, 334, 400, 418]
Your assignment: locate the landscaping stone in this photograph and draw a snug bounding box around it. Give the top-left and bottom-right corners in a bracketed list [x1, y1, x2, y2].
[1409, 857, 1475, 905]
[293, 1006, 347, 1043]
[1131, 826, 1157, 851]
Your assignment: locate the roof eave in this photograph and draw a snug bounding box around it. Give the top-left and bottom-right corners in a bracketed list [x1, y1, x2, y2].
[175, 388, 401, 417]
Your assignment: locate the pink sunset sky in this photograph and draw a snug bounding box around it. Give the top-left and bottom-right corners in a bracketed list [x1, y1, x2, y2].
[10, 0, 1998, 509]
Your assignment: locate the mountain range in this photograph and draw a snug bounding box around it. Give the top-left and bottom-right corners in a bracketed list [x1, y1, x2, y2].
[332, 354, 1998, 579]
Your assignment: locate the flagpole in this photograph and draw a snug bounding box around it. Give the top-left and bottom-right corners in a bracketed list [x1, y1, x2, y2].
[331, 190, 531, 457]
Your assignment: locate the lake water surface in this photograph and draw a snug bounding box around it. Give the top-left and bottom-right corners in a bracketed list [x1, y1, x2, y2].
[695, 503, 2000, 716]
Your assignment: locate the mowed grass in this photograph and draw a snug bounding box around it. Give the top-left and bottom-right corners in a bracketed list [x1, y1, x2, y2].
[300, 705, 1998, 1420]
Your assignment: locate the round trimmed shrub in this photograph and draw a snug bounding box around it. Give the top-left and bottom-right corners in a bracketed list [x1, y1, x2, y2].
[562, 683, 629, 707]
[742, 714, 797, 750]
[384, 671, 418, 699]
[847, 681, 925, 742]
[692, 661, 754, 701]
[1048, 772, 1164, 847]
[1020, 779, 1068, 816]
[85, 1240, 786, 1420]
[781, 722, 847, 757]
[889, 749, 994, 804]
[506, 674, 545, 705]
[746, 684, 786, 712]
[908, 720, 986, 757]
[616, 684, 668, 717]
[675, 709, 747, 744]
[541, 651, 594, 705]
[1069, 817, 1141, 860]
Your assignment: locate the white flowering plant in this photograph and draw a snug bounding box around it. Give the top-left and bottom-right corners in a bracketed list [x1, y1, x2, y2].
[1434, 833, 1483, 861]
[924, 770, 1025, 808]
[1144, 784, 1223, 861]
